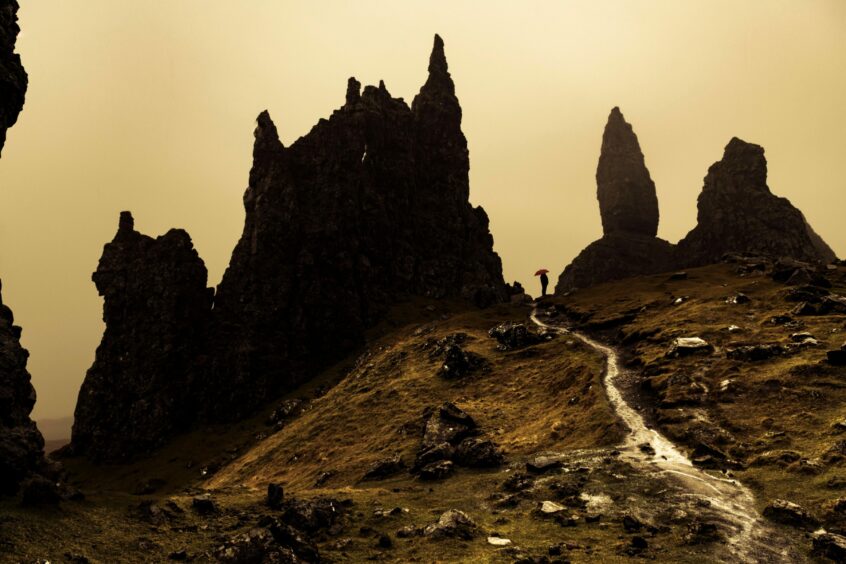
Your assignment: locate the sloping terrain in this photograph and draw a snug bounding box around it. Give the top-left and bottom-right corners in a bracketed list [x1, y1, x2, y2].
[551, 259, 846, 556]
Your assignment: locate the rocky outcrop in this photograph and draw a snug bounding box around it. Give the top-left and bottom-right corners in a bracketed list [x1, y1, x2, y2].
[557, 108, 675, 291]
[0, 0, 42, 495]
[0, 281, 45, 495]
[0, 0, 26, 156]
[677, 138, 836, 266]
[597, 107, 659, 237]
[203, 34, 506, 420]
[71, 35, 507, 460]
[71, 212, 212, 461]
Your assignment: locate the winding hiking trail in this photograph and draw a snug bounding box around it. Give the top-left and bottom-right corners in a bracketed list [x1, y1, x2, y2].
[530, 307, 801, 563]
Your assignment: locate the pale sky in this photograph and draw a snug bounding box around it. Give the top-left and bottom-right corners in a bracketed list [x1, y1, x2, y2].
[0, 1, 844, 419]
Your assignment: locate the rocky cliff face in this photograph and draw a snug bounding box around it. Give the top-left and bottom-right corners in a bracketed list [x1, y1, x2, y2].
[205, 34, 505, 420]
[71, 35, 507, 458]
[0, 281, 45, 494]
[0, 0, 26, 156]
[0, 0, 43, 495]
[677, 137, 836, 266]
[71, 212, 212, 461]
[557, 108, 675, 291]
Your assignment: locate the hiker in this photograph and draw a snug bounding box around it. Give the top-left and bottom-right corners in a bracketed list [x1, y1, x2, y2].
[535, 269, 549, 297]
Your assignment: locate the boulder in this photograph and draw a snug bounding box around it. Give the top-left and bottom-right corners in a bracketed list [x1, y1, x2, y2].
[666, 337, 712, 358]
[453, 437, 503, 468]
[424, 509, 478, 540]
[813, 531, 846, 561]
[763, 499, 819, 530]
[726, 344, 786, 362]
[488, 322, 551, 351]
[421, 402, 477, 449]
[439, 344, 485, 379]
[362, 454, 406, 481]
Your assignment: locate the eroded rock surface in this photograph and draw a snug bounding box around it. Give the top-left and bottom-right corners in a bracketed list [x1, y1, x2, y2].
[0, 280, 45, 495]
[0, 1, 43, 495]
[71, 212, 212, 461]
[204, 35, 506, 419]
[0, 0, 26, 156]
[677, 137, 836, 266]
[71, 35, 507, 460]
[557, 108, 675, 291]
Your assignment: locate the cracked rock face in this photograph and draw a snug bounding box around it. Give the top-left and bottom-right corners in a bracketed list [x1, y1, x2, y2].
[677, 137, 836, 266]
[71, 212, 213, 461]
[71, 35, 507, 459]
[0, 281, 45, 495]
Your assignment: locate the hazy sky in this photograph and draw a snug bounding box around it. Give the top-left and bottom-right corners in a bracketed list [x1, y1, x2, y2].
[0, 1, 844, 419]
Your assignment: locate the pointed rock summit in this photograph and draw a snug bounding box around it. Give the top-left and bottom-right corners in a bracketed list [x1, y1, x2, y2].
[597, 107, 659, 237]
[677, 137, 836, 265]
[557, 108, 674, 291]
[71, 35, 507, 459]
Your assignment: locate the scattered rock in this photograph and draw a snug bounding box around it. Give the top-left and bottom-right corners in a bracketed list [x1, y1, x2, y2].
[421, 402, 477, 449]
[453, 438, 503, 468]
[812, 531, 846, 561]
[539, 500, 566, 515]
[488, 322, 551, 351]
[418, 460, 454, 481]
[666, 337, 712, 358]
[266, 399, 305, 427]
[726, 344, 785, 362]
[424, 509, 478, 540]
[487, 536, 512, 546]
[763, 499, 819, 530]
[526, 454, 564, 474]
[440, 344, 486, 379]
[191, 494, 217, 515]
[726, 293, 750, 305]
[362, 454, 406, 481]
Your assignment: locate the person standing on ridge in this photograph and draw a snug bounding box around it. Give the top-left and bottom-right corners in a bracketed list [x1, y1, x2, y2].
[535, 269, 549, 297]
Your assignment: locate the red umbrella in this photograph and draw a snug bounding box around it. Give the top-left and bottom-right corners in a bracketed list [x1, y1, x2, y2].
[534, 269, 549, 276]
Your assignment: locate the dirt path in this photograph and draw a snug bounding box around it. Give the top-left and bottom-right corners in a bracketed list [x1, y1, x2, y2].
[530, 307, 801, 563]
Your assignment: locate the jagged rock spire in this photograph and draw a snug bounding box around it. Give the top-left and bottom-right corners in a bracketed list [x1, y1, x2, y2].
[345, 77, 361, 106]
[413, 34, 457, 111]
[596, 107, 659, 237]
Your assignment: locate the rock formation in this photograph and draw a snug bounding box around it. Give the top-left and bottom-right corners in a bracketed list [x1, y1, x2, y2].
[0, 0, 44, 495]
[556, 107, 675, 291]
[71, 212, 212, 461]
[0, 281, 46, 494]
[0, 0, 26, 155]
[677, 137, 836, 266]
[71, 35, 507, 459]
[597, 107, 659, 237]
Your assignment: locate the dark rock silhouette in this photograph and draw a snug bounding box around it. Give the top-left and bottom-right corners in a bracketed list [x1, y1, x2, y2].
[71, 35, 507, 459]
[0, 0, 44, 495]
[597, 107, 659, 237]
[557, 108, 675, 291]
[677, 137, 836, 266]
[0, 0, 26, 156]
[0, 281, 46, 495]
[203, 34, 506, 420]
[71, 212, 212, 461]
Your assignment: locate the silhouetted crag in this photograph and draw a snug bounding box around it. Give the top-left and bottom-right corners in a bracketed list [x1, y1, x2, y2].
[71, 35, 507, 459]
[0, 0, 43, 495]
[677, 137, 836, 266]
[71, 212, 213, 461]
[0, 0, 25, 156]
[556, 108, 675, 291]
[0, 281, 45, 495]
[557, 111, 838, 292]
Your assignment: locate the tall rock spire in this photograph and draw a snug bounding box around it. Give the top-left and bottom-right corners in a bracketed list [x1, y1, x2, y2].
[596, 107, 659, 237]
